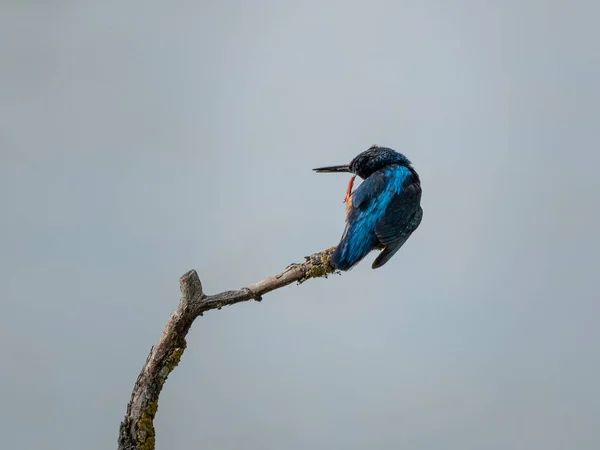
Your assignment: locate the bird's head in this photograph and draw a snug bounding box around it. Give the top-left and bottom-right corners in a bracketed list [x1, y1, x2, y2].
[313, 145, 412, 179]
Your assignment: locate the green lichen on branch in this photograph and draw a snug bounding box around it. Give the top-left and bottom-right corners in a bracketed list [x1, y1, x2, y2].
[300, 247, 338, 283]
[136, 401, 158, 450]
[157, 346, 185, 386]
[167, 347, 184, 372]
[135, 347, 185, 450]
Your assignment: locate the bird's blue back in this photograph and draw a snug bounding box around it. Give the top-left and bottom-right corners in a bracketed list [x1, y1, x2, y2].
[332, 164, 422, 270]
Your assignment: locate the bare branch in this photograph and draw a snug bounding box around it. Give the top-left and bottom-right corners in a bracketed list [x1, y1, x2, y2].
[118, 247, 338, 450]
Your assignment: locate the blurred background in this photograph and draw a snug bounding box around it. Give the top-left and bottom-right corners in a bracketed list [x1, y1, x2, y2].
[1, 1, 599, 449]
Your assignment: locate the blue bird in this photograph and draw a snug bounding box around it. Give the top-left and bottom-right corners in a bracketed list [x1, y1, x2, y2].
[314, 145, 423, 270]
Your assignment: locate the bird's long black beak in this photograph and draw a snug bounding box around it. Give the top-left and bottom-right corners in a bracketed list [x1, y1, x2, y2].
[313, 164, 351, 173]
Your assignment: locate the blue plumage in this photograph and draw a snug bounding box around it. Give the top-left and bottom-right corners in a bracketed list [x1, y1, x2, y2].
[314, 146, 423, 270]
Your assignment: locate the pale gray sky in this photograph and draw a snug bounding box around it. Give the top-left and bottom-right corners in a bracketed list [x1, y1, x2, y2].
[1, 1, 599, 449]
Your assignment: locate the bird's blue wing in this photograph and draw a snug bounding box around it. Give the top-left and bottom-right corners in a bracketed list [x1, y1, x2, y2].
[372, 172, 423, 268]
[374, 178, 422, 245]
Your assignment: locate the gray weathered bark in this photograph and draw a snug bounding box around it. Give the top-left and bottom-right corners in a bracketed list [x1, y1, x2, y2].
[118, 247, 338, 450]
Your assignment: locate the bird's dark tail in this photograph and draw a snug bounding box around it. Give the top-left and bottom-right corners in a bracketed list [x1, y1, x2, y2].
[371, 242, 404, 269]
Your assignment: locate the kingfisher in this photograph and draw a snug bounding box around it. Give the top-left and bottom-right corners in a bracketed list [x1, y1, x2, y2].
[314, 145, 423, 270]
